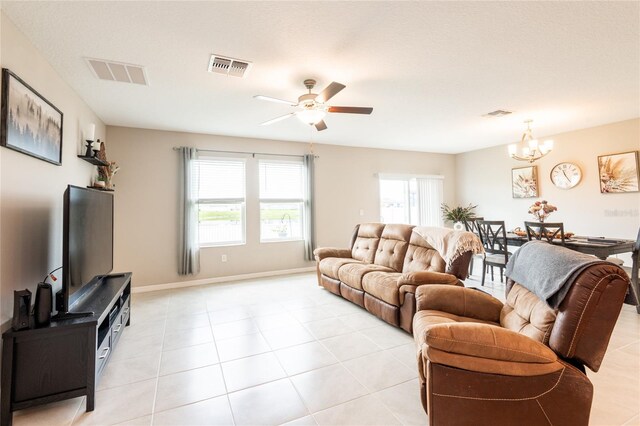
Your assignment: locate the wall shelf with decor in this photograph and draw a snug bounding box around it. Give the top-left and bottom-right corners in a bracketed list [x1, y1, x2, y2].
[77, 155, 108, 166]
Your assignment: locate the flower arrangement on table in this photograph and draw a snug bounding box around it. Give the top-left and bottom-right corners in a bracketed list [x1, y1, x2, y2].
[528, 200, 557, 222]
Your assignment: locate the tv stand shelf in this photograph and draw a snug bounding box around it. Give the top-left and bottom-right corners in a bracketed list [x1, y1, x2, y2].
[1, 273, 132, 426]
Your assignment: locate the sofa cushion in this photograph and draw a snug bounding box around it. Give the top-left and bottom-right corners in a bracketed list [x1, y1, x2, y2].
[339, 263, 393, 290]
[338, 263, 393, 290]
[319, 257, 362, 280]
[500, 284, 557, 344]
[403, 232, 446, 273]
[362, 271, 403, 306]
[373, 224, 413, 271]
[413, 310, 500, 349]
[351, 223, 385, 263]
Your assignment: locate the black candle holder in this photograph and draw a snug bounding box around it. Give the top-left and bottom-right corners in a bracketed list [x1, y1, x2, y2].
[84, 140, 94, 157]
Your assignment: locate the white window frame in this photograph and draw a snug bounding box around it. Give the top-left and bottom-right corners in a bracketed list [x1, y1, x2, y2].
[378, 173, 444, 226]
[379, 177, 412, 224]
[259, 158, 305, 243]
[195, 156, 247, 247]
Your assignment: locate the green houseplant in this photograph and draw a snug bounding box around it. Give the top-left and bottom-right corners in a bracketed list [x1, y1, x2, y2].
[441, 203, 477, 228]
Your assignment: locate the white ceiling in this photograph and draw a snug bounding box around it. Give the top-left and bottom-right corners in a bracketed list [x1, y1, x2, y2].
[2, 1, 639, 153]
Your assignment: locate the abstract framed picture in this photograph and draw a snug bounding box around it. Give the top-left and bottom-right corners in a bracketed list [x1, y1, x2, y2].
[598, 151, 639, 193]
[1, 68, 63, 165]
[512, 166, 538, 198]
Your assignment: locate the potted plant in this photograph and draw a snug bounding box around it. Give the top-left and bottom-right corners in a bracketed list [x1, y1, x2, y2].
[441, 203, 477, 230]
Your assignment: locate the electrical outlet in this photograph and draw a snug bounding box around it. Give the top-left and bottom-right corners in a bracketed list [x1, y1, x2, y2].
[221, 254, 227, 262]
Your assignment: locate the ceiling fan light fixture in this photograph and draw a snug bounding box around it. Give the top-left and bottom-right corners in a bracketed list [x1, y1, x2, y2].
[296, 109, 326, 125]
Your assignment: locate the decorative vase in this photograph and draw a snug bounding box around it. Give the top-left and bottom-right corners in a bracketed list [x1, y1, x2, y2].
[453, 221, 465, 231]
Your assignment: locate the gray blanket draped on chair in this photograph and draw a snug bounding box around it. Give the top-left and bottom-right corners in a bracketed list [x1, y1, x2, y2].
[505, 240, 603, 308]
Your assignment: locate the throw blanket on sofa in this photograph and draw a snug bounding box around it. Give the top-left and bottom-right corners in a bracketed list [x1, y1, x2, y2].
[505, 240, 604, 309]
[413, 226, 484, 270]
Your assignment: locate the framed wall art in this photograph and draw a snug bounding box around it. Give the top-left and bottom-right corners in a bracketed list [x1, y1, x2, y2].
[597, 151, 639, 193]
[1, 68, 63, 165]
[512, 165, 538, 198]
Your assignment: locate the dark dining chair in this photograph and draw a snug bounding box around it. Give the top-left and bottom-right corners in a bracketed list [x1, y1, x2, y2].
[621, 227, 640, 308]
[476, 220, 510, 286]
[463, 217, 483, 234]
[463, 217, 484, 277]
[524, 221, 566, 245]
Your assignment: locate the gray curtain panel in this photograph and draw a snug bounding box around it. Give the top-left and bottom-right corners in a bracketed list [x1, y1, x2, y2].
[303, 154, 316, 261]
[178, 147, 200, 275]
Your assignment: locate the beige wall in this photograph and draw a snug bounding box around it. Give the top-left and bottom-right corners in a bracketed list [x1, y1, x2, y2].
[0, 13, 105, 326]
[456, 119, 640, 243]
[106, 126, 457, 287]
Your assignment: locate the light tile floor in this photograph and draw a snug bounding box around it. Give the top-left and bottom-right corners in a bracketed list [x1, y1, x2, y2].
[11, 268, 640, 426]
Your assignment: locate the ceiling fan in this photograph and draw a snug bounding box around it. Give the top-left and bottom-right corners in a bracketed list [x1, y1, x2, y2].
[254, 79, 373, 131]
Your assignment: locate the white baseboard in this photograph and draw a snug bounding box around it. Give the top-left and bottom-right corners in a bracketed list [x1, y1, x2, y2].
[131, 267, 316, 293]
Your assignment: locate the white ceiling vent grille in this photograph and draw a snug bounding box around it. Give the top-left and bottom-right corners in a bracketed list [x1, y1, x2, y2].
[85, 58, 148, 85]
[483, 109, 513, 117]
[208, 54, 252, 78]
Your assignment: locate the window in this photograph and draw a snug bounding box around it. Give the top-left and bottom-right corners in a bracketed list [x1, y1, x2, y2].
[259, 159, 304, 241]
[194, 157, 246, 246]
[380, 179, 412, 224]
[379, 175, 443, 226]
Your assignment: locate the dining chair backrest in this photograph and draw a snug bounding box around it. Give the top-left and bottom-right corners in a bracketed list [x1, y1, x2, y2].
[524, 221, 566, 245]
[476, 220, 509, 262]
[463, 217, 484, 235]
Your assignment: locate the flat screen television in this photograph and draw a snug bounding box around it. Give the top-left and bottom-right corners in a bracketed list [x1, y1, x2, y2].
[62, 185, 114, 311]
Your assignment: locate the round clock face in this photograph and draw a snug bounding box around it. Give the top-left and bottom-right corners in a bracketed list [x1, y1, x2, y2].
[550, 162, 582, 189]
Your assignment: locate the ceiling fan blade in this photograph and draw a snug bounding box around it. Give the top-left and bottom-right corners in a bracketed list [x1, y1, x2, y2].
[260, 113, 295, 126]
[253, 95, 297, 106]
[328, 106, 373, 115]
[316, 82, 346, 103]
[314, 120, 328, 131]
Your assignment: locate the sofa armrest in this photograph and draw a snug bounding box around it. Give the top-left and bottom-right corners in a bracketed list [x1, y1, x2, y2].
[421, 322, 562, 376]
[415, 285, 503, 323]
[313, 247, 352, 261]
[399, 271, 460, 286]
[397, 271, 462, 305]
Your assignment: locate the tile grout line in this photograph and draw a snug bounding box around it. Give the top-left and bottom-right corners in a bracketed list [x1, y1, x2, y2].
[148, 307, 169, 425]
[206, 303, 238, 426]
[258, 313, 316, 425]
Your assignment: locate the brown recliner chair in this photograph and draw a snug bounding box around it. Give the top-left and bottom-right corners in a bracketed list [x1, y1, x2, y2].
[413, 261, 629, 425]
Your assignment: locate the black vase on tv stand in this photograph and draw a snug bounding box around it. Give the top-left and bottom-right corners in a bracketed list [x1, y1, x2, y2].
[33, 283, 52, 327]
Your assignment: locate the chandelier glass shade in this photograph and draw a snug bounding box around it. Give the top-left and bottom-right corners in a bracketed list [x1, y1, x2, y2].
[508, 120, 554, 163]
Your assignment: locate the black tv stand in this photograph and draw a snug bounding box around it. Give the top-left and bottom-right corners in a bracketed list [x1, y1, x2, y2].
[51, 311, 94, 321]
[1, 273, 132, 426]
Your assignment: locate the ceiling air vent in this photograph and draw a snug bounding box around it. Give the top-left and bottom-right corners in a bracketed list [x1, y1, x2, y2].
[483, 109, 513, 117]
[85, 58, 148, 85]
[208, 54, 252, 78]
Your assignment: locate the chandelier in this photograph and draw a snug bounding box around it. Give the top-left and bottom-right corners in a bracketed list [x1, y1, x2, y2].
[508, 120, 554, 163]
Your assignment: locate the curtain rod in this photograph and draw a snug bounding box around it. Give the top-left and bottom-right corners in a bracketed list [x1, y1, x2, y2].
[172, 147, 318, 159]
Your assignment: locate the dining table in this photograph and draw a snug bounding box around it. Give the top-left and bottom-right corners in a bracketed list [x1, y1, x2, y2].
[506, 233, 639, 313]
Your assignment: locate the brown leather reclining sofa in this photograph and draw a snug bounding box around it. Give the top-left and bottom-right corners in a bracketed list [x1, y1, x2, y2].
[413, 261, 629, 425]
[313, 223, 474, 333]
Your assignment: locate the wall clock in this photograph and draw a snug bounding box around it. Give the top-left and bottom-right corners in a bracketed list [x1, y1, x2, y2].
[550, 162, 582, 189]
